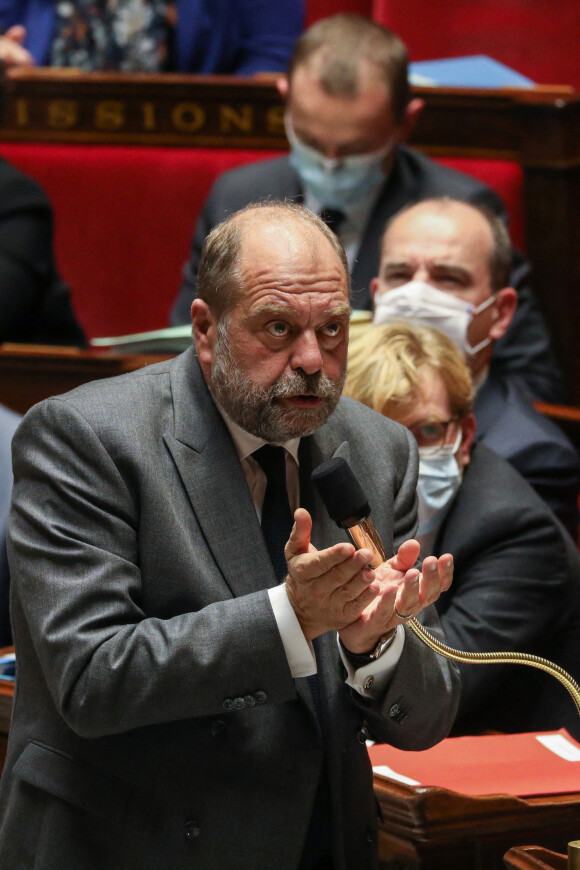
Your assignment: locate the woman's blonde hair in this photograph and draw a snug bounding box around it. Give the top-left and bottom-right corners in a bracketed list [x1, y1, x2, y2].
[344, 321, 474, 419]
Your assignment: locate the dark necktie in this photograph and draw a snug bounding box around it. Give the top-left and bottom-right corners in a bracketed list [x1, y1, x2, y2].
[253, 445, 293, 582]
[319, 207, 346, 237]
[254, 446, 332, 866]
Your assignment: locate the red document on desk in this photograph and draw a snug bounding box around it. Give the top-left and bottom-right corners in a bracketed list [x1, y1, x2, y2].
[368, 729, 580, 797]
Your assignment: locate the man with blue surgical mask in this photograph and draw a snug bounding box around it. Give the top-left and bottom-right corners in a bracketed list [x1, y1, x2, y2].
[344, 321, 580, 739]
[170, 14, 564, 404]
[370, 197, 580, 540]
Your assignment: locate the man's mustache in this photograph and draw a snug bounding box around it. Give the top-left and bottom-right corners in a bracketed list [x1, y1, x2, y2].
[266, 370, 338, 401]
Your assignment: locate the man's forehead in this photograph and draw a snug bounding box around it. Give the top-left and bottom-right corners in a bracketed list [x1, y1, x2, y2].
[383, 204, 493, 263]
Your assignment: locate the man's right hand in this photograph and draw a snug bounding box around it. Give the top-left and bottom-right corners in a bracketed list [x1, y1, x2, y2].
[284, 507, 381, 641]
[0, 27, 34, 67]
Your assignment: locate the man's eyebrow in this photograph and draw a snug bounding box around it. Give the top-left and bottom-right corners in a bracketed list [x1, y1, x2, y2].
[254, 302, 352, 318]
[430, 262, 472, 279]
[383, 260, 412, 272]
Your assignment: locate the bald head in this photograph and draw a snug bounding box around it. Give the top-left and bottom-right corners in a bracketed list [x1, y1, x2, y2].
[197, 201, 350, 319]
[381, 198, 512, 295]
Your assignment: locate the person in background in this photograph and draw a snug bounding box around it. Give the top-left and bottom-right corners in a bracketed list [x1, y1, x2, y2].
[371, 197, 580, 540]
[0, 155, 85, 346]
[345, 321, 580, 739]
[171, 12, 563, 404]
[0, 0, 304, 74]
[0, 202, 458, 870]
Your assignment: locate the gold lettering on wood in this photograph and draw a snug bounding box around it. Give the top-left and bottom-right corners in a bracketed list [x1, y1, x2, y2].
[172, 103, 206, 132]
[142, 102, 156, 131]
[219, 104, 253, 133]
[47, 100, 78, 129]
[14, 99, 29, 127]
[266, 105, 285, 136]
[94, 101, 125, 130]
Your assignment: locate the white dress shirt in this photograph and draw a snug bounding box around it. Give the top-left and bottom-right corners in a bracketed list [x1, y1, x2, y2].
[217, 405, 405, 699]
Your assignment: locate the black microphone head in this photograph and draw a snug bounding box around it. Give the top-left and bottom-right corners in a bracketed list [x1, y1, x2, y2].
[311, 457, 370, 528]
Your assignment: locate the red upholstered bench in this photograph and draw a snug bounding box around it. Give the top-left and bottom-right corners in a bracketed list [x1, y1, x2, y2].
[0, 143, 284, 339]
[0, 142, 524, 339]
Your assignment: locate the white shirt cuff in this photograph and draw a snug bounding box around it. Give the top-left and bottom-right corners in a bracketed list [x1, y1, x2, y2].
[268, 583, 317, 678]
[338, 625, 405, 699]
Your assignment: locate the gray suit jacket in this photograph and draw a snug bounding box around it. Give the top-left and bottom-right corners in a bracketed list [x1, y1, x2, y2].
[171, 146, 564, 402]
[0, 349, 459, 870]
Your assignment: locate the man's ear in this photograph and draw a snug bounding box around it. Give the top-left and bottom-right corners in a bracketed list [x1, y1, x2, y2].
[458, 413, 477, 469]
[191, 299, 217, 369]
[276, 75, 289, 100]
[399, 97, 424, 141]
[489, 287, 518, 340]
[370, 276, 379, 302]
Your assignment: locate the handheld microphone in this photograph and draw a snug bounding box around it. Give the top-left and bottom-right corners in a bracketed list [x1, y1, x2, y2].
[311, 456, 580, 720]
[311, 456, 386, 569]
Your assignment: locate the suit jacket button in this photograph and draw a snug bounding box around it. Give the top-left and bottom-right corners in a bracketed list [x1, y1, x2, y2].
[389, 703, 401, 718]
[210, 719, 226, 736]
[366, 829, 377, 843]
[223, 698, 234, 711]
[233, 697, 246, 709]
[356, 726, 371, 744]
[184, 819, 200, 840]
[244, 694, 256, 707]
[255, 691, 267, 705]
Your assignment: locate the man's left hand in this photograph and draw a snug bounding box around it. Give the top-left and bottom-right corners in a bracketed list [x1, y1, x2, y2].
[338, 540, 453, 654]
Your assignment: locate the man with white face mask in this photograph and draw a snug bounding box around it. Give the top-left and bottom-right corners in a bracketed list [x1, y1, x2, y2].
[170, 14, 564, 404]
[344, 322, 580, 738]
[371, 197, 580, 540]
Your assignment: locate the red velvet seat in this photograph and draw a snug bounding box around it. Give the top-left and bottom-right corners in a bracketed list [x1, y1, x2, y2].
[373, 0, 580, 90]
[0, 142, 524, 339]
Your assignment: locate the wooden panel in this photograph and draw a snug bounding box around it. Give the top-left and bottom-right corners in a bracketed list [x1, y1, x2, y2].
[375, 775, 580, 870]
[504, 845, 569, 870]
[0, 345, 173, 415]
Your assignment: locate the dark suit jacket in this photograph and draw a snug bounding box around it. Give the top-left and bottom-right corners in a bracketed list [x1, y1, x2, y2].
[0, 349, 459, 870]
[0, 157, 85, 346]
[434, 443, 580, 738]
[0, 0, 304, 74]
[171, 146, 564, 402]
[475, 371, 580, 540]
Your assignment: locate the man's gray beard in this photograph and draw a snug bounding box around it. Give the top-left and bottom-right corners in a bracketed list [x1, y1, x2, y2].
[208, 322, 345, 442]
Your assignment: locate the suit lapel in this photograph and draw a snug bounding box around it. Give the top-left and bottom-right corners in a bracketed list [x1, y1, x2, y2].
[163, 350, 278, 598]
[164, 357, 355, 606]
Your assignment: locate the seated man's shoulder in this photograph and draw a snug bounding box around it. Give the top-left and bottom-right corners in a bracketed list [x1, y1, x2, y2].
[399, 145, 503, 210]
[210, 155, 298, 203]
[479, 376, 580, 469]
[0, 157, 50, 213]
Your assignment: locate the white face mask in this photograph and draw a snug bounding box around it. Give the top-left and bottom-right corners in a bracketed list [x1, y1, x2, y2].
[285, 114, 393, 210]
[416, 430, 462, 536]
[373, 280, 495, 357]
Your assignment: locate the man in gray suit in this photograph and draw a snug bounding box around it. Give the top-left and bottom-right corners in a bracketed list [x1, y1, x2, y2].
[170, 13, 563, 403]
[0, 202, 459, 870]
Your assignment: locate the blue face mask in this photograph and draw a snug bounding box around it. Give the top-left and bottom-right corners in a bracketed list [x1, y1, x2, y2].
[416, 431, 462, 536]
[285, 115, 393, 210]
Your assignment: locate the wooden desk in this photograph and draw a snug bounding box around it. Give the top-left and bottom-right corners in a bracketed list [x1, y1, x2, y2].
[504, 845, 569, 870]
[375, 776, 580, 870]
[0, 344, 173, 414]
